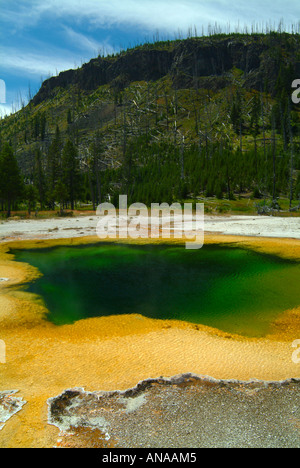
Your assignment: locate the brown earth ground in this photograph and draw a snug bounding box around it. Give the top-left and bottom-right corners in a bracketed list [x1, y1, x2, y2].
[0, 234, 299, 448]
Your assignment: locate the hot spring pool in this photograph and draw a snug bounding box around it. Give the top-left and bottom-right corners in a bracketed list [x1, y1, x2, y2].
[12, 242, 300, 337]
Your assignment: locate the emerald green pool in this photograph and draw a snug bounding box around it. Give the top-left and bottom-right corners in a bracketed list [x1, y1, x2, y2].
[12, 243, 300, 337]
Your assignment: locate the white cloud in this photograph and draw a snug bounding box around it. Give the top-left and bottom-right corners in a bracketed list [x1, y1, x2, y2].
[0, 47, 76, 77]
[63, 27, 102, 53]
[0, 103, 15, 117]
[2, 0, 300, 34]
[1, 0, 299, 115]
[63, 26, 115, 56]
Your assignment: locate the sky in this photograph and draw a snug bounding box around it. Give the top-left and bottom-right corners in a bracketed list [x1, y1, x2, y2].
[0, 0, 300, 116]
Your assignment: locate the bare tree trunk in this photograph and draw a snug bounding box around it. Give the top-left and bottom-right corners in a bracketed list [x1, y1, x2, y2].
[7, 199, 11, 218]
[181, 136, 185, 180]
[96, 163, 102, 206]
[272, 118, 277, 203]
[289, 113, 294, 210]
[123, 100, 127, 159]
[88, 170, 96, 211]
[164, 89, 169, 131]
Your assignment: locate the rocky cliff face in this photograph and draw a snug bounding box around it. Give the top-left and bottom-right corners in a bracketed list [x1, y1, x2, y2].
[32, 34, 300, 106]
[33, 48, 173, 105]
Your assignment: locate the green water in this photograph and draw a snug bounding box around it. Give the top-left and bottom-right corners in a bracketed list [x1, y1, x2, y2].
[12, 243, 300, 337]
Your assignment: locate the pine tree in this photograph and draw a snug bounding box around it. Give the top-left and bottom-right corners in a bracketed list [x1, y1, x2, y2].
[40, 112, 46, 140]
[61, 139, 80, 210]
[46, 126, 62, 209]
[34, 148, 46, 209]
[0, 143, 23, 217]
[230, 92, 243, 135]
[24, 184, 38, 216]
[67, 109, 72, 125]
[250, 93, 261, 178]
[89, 132, 104, 206]
[53, 179, 68, 215]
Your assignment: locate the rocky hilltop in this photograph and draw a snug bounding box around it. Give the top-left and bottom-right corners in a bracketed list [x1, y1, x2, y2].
[33, 33, 300, 105]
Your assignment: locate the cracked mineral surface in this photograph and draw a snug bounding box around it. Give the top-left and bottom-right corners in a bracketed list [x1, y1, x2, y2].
[48, 374, 300, 448]
[0, 391, 26, 431]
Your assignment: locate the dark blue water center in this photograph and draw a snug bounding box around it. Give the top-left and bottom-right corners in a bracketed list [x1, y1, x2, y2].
[12, 243, 300, 337]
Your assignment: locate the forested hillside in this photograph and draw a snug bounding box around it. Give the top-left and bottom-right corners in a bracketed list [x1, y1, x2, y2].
[1, 32, 300, 217]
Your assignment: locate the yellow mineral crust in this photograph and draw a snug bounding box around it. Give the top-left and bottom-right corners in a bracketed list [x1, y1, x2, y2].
[0, 234, 299, 448]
